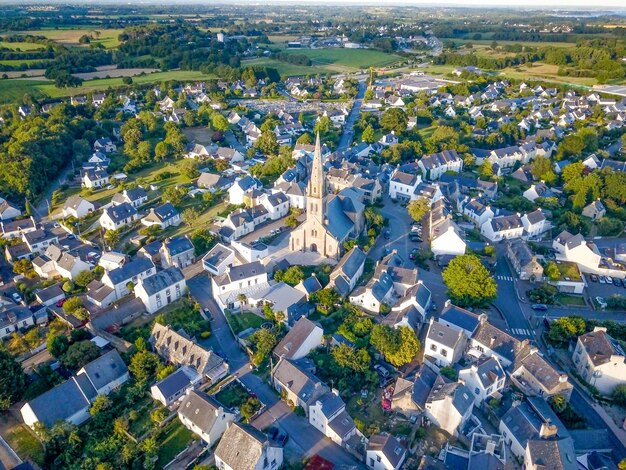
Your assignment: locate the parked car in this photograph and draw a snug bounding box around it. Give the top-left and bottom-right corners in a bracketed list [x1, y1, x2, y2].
[599, 276, 606, 284]
[268, 427, 279, 441]
[613, 277, 621, 286]
[11, 292, 22, 304]
[374, 364, 389, 378]
[595, 296, 608, 309]
[204, 308, 213, 321]
[56, 298, 67, 308]
[531, 304, 548, 311]
[589, 274, 598, 282]
[384, 230, 391, 240]
[409, 249, 418, 260]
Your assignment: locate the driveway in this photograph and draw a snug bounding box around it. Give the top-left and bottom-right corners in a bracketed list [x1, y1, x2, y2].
[187, 274, 365, 467]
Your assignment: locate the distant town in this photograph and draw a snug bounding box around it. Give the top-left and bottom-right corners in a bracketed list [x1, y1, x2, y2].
[0, 3, 624, 470]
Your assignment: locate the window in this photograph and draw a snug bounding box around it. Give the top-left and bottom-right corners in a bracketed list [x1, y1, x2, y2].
[430, 344, 437, 351]
[475, 387, 480, 395]
[377, 456, 382, 463]
[441, 349, 447, 357]
[369, 458, 375, 467]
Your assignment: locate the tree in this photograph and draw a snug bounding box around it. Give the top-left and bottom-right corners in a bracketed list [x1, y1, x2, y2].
[407, 197, 429, 223]
[47, 334, 69, 357]
[180, 159, 200, 179]
[182, 207, 201, 227]
[314, 116, 332, 135]
[162, 186, 187, 206]
[129, 349, 160, 383]
[332, 344, 371, 372]
[249, 328, 277, 365]
[191, 228, 216, 256]
[530, 156, 556, 183]
[63, 296, 84, 315]
[380, 108, 408, 134]
[550, 394, 568, 413]
[296, 133, 312, 145]
[545, 262, 560, 281]
[61, 340, 101, 370]
[254, 131, 279, 156]
[154, 141, 171, 161]
[211, 113, 229, 132]
[104, 229, 120, 248]
[90, 395, 112, 416]
[442, 255, 497, 307]
[480, 160, 493, 179]
[362, 125, 376, 144]
[370, 325, 420, 367]
[281, 266, 304, 286]
[12, 258, 33, 275]
[74, 270, 95, 288]
[548, 316, 586, 344]
[240, 397, 261, 422]
[0, 349, 25, 410]
[310, 288, 339, 313]
[618, 459, 626, 470]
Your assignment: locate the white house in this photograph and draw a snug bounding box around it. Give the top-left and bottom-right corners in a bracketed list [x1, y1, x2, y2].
[99, 203, 138, 231]
[308, 391, 358, 447]
[134, 267, 186, 314]
[21, 350, 129, 429]
[273, 317, 323, 360]
[211, 261, 270, 310]
[178, 390, 235, 446]
[62, 195, 95, 219]
[214, 422, 283, 470]
[424, 317, 468, 367]
[141, 203, 181, 229]
[101, 257, 155, 299]
[150, 366, 202, 406]
[388, 170, 422, 200]
[366, 434, 407, 470]
[481, 215, 524, 242]
[201, 243, 235, 276]
[228, 176, 263, 205]
[82, 167, 109, 189]
[573, 327, 626, 395]
[424, 378, 474, 436]
[462, 199, 494, 228]
[431, 220, 466, 257]
[458, 356, 506, 405]
[418, 150, 463, 180]
[522, 209, 549, 238]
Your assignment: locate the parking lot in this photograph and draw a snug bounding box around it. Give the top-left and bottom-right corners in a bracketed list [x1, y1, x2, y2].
[583, 273, 626, 307]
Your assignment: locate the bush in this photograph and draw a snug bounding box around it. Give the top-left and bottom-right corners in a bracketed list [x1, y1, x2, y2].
[527, 284, 558, 304]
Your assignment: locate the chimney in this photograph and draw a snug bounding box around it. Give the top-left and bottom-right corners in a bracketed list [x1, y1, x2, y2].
[332, 388, 339, 397]
[485, 440, 496, 456]
[429, 317, 434, 325]
[593, 326, 607, 333]
[444, 299, 451, 308]
[558, 374, 568, 383]
[479, 314, 488, 324]
[470, 364, 478, 374]
[539, 422, 558, 438]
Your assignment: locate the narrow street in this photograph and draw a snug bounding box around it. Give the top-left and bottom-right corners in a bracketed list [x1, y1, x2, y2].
[338, 79, 367, 152]
[186, 274, 364, 467]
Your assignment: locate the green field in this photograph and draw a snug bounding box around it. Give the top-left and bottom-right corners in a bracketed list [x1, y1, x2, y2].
[244, 48, 401, 76]
[243, 57, 332, 77]
[283, 48, 401, 72]
[0, 70, 214, 104]
[13, 28, 125, 49]
[0, 41, 45, 51]
[0, 59, 47, 66]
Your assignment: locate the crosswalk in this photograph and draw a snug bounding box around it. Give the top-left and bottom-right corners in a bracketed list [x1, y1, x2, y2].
[511, 328, 533, 337]
[495, 275, 515, 282]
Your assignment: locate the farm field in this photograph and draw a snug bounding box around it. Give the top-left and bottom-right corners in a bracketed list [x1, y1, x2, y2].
[0, 69, 214, 103]
[282, 47, 402, 72]
[0, 41, 45, 51]
[12, 28, 125, 48]
[73, 67, 160, 80]
[502, 62, 597, 87]
[0, 58, 47, 66]
[243, 57, 332, 77]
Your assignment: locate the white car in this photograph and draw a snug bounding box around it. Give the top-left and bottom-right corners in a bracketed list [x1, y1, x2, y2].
[11, 292, 22, 304]
[595, 296, 608, 309]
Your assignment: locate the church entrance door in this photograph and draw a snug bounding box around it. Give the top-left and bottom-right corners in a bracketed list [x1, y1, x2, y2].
[310, 243, 317, 252]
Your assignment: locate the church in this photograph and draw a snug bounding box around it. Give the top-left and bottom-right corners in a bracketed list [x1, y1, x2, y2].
[289, 134, 365, 260]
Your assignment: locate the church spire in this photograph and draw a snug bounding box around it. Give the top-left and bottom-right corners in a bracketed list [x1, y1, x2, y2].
[308, 132, 325, 200]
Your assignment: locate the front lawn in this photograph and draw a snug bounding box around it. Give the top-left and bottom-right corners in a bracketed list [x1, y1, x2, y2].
[156, 420, 195, 468]
[558, 294, 586, 307]
[225, 311, 264, 334]
[5, 424, 45, 466]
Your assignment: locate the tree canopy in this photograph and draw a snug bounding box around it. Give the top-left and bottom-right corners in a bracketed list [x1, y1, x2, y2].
[442, 254, 497, 307]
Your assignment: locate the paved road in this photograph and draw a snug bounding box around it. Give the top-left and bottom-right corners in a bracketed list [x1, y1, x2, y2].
[224, 130, 247, 155]
[337, 80, 367, 152]
[33, 163, 74, 222]
[569, 387, 626, 462]
[186, 275, 364, 467]
[492, 251, 535, 340]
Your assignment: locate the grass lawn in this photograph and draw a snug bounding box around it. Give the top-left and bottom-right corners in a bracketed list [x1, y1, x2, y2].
[226, 311, 264, 334]
[128, 399, 155, 438]
[0, 79, 50, 104]
[5, 424, 45, 466]
[501, 63, 597, 87]
[0, 58, 47, 66]
[558, 294, 587, 307]
[417, 125, 437, 140]
[347, 394, 386, 435]
[156, 420, 195, 469]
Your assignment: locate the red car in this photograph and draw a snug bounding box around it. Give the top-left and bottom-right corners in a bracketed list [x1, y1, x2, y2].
[56, 298, 68, 308]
